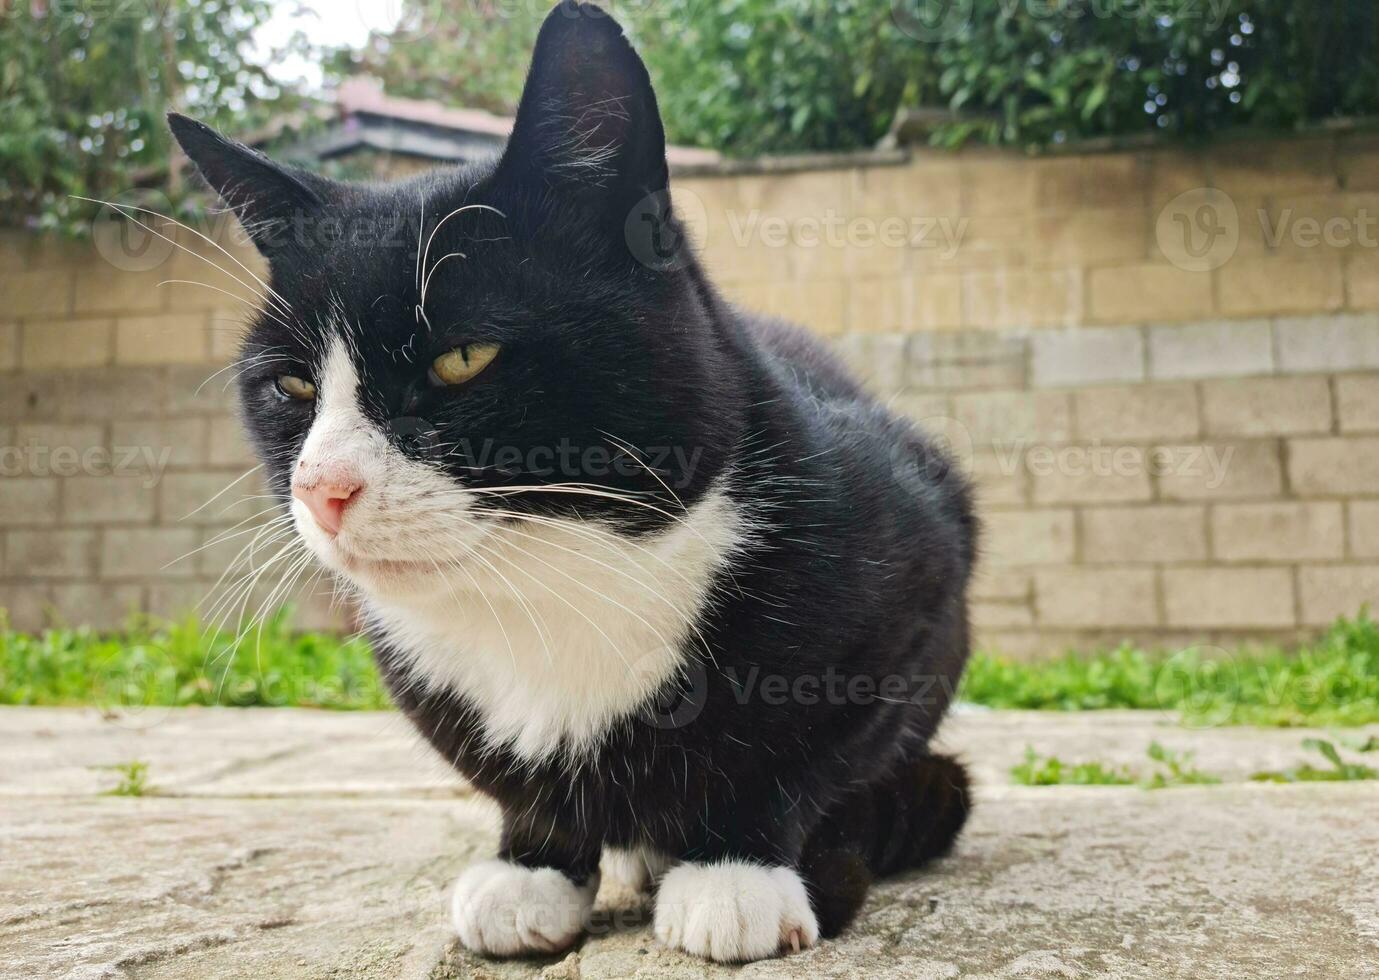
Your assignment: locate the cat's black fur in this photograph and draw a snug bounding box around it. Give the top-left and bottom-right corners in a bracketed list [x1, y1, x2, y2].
[171, 0, 976, 947]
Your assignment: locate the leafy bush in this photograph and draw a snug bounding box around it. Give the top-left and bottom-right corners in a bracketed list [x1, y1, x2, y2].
[0, 0, 289, 230]
[327, 1, 1379, 157]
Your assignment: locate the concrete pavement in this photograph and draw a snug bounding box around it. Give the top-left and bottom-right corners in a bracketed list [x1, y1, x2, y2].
[2, 707, 1376, 979]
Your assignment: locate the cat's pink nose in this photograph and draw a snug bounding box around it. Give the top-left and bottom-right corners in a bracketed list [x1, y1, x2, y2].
[292, 477, 361, 536]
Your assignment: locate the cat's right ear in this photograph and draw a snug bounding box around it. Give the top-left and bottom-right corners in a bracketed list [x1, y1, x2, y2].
[168, 112, 332, 259]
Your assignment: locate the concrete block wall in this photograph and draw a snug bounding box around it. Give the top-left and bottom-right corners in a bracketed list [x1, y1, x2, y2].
[2, 129, 1378, 655]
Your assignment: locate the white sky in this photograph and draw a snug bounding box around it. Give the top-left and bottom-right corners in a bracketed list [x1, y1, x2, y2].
[253, 0, 405, 91]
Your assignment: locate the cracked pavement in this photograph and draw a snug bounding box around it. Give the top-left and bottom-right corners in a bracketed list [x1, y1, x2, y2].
[2, 706, 1377, 979]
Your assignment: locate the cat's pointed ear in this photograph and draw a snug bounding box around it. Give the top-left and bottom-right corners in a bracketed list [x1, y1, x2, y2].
[496, 1, 668, 206]
[167, 112, 333, 259]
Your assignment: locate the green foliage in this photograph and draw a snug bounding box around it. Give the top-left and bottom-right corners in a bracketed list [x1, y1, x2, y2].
[0, 0, 290, 230]
[100, 760, 151, 797]
[1012, 741, 1220, 788]
[0, 611, 388, 711]
[929, 0, 1379, 149]
[1250, 737, 1379, 783]
[1141, 741, 1220, 789]
[322, 1, 1379, 157]
[1011, 746, 1135, 786]
[961, 612, 1379, 727]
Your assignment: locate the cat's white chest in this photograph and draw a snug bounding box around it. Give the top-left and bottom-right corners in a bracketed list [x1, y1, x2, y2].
[364, 488, 747, 761]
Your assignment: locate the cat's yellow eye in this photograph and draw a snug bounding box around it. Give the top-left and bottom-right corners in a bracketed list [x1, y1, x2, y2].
[276, 374, 316, 401]
[432, 343, 500, 386]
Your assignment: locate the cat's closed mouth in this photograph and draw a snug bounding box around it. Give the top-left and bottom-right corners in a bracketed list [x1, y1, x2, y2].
[335, 550, 435, 580]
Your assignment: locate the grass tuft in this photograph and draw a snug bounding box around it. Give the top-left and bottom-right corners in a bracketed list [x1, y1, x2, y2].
[0, 610, 388, 711]
[962, 612, 1379, 727]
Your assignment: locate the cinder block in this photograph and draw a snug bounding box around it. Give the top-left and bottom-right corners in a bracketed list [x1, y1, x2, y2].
[1030, 446, 1153, 504]
[1336, 376, 1379, 432]
[1154, 440, 1282, 500]
[3, 529, 96, 578]
[63, 475, 158, 524]
[1088, 264, 1213, 324]
[1081, 505, 1207, 563]
[100, 527, 200, 579]
[0, 478, 60, 526]
[1030, 210, 1148, 267]
[0, 322, 17, 371]
[982, 509, 1076, 567]
[0, 584, 53, 631]
[49, 583, 144, 628]
[1338, 134, 1379, 192]
[959, 157, 1035, 216]
[853, 159, 964, 218]
[962, 268, 1084, 330]
[966, 450, 1028, 507]
[11, 423, 106, 470]
[1217, 258, 1345, 318]
[1081, 154, 1151, 210]
[970, 567, 1031, 602]
[1298, 566, 1379, 625]
[1275, 313, 1379, 373]
[849, 274, 962, 332]
[1200, 377, 1333, 436]
[1163, 568, 1296, 628]
[1074, 383, 1200, 442]
[20, 319, 114, 370]
[115, 314, 211, 365]
[7, 268, 74, 317]
[1348, 252, 1379, 310]
[1029, 327, 1145, 388]
[972, 600, 1035, 629]
[208, 418, 257, 467]
[1350, 501, 1379, 558]
[1211, 137, 1339, 197]
[1211, 503, 1345, 562]
[1035, 568, 1159, 627]
[158, 471, 268, 525]
[950, 390, 1072, 446]
[1148, 320, 1274, 380]
[73, 265, 168, 316]
[110, 418, 208, 470]
[1288, 437, 1379, 496]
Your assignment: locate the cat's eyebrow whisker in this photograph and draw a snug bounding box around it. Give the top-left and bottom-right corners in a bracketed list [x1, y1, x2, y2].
[156, 279, 301, 339]
[420, 250, 466, 310]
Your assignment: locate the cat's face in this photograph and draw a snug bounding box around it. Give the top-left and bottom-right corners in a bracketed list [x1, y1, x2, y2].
[172, 2, 741, 602]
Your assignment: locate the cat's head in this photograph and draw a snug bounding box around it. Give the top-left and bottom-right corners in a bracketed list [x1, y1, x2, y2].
[170, 1, 742, 602]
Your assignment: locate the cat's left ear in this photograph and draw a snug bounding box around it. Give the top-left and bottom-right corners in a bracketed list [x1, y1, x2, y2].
[167, 112, 337, 260]
[495, 1, 668, 209]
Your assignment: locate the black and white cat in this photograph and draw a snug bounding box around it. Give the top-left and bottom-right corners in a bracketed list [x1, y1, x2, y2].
[169, 0, 976, 963]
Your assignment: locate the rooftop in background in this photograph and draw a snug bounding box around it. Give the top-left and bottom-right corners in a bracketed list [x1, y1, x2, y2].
[296, 78, 721, 173]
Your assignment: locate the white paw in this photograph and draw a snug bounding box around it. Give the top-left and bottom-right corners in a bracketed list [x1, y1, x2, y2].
[598, 846, 672, 910]
[450, 859, 596, 956]
[653, 861, 819, 963]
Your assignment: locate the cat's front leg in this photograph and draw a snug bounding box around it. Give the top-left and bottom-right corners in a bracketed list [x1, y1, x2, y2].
[653, 859, 819, 962]
[450, 812, 600, 957]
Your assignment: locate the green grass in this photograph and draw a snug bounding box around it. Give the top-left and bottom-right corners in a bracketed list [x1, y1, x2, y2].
[2, 608, 1378, 725]
[1250, 737, 1379, 783]
[99, 760, 151, 797]
[1011, 742, 1221, 789]
[0, 611, 388, 711]
[961, 612, 1379, 727]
